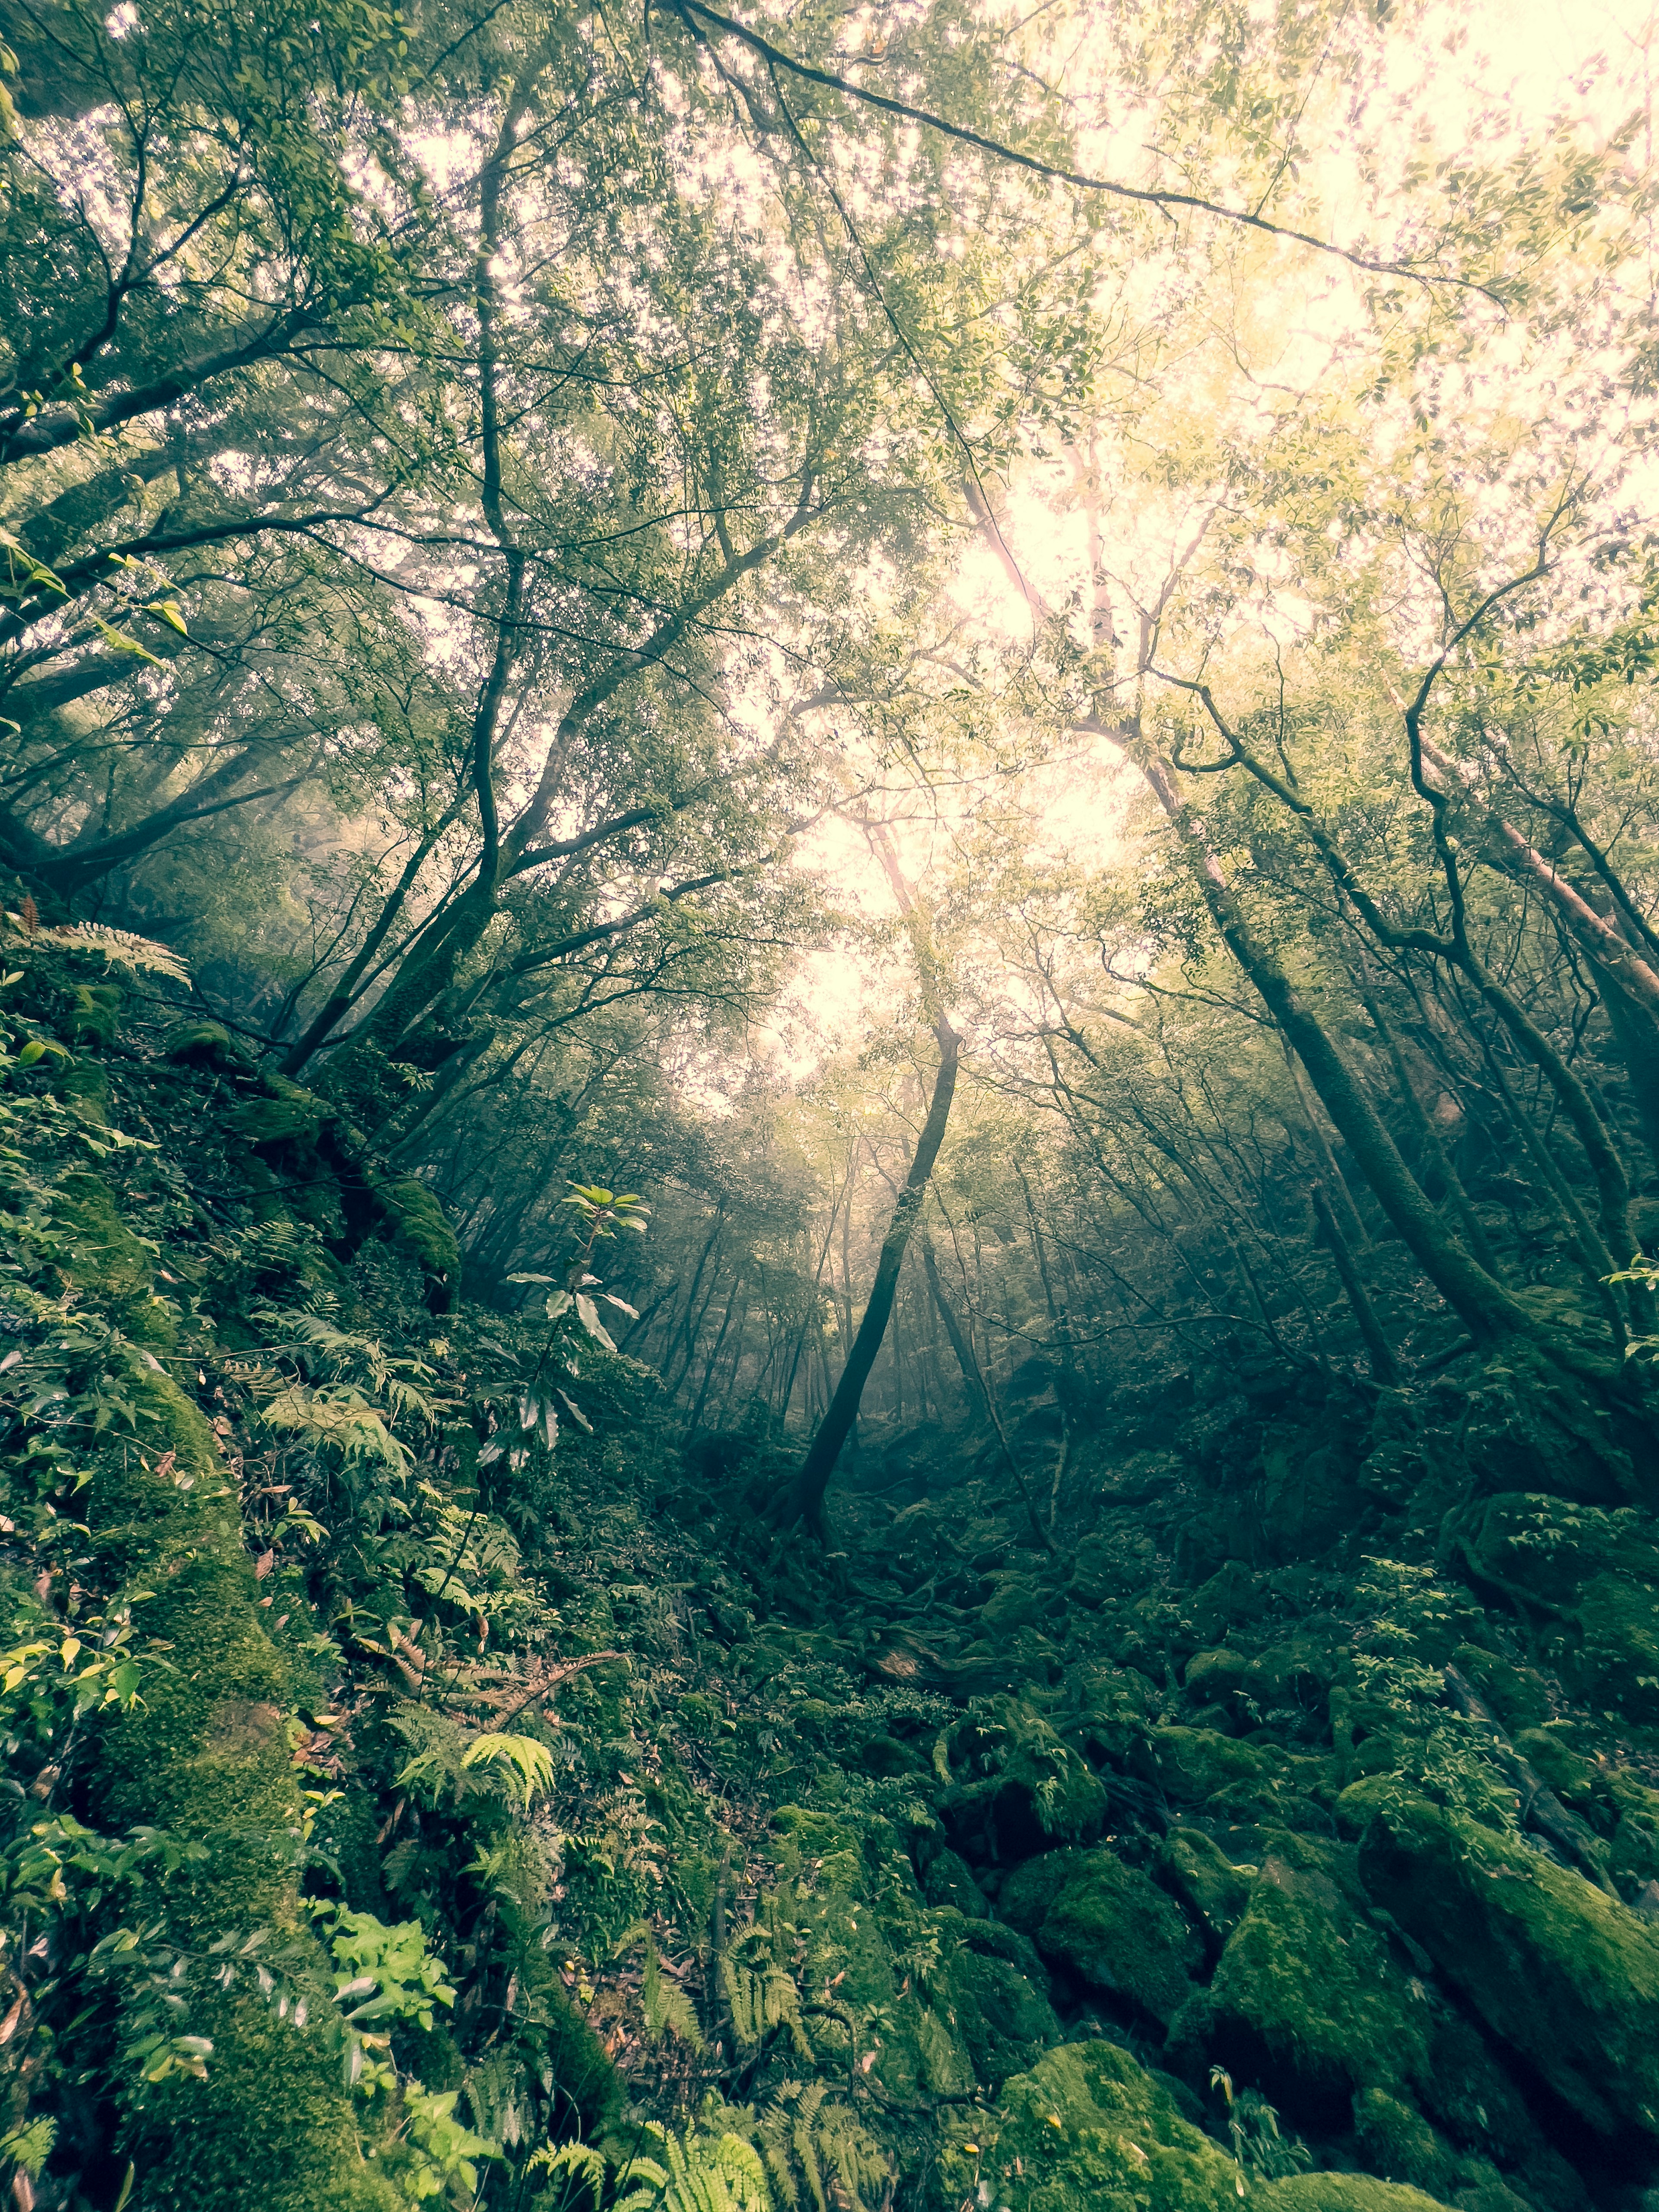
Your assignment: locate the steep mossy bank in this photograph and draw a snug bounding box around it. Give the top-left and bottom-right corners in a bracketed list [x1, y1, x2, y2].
[3, 941, 1659, 2212]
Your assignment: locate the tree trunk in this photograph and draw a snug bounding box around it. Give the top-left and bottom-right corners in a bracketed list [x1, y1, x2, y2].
[1311, 1180, 1400, 1384]
[1143, 752, 1532, 1347]
[783, 1018, 960, 1531]
[920, 1227, 1055, 1551]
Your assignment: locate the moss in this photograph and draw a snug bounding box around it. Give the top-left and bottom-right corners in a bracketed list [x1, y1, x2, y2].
[1130, 1727, 1326, 1827]
[933, 2039, 1458, 2212]
[922, 1846, 989, 1917]
[69, 979, 123, 1046]
[1449, 1646, 1549, 1734]
[376, 1176, 460, 1279]
[1353, 2088, 1459, 2201]
[163, 1020, 243, 1067]
[943, 1700, 1108, 1860]
[1185, 1648, 1251, 1702]
[1001, 1849, 1199, 2026]
[1264, 2179, 1453, 2212]
[932, 2037, 1248, 2212]
[84, 1361, 401, 2210]
[1608, 1769, 1659, 1890]
[1155, 1828, 1253, 1953]
[57, 1055, 110, 1126]
[1202, 1840, 1430, 2126]
[938, 1933, 1060, 2082]
[52, 1169, 176, 1347]
[1334, 1775, 1404, 1839]
[1443, 1494, 1659, 1723]
[1359, 1795, 1659, 2144]
[223, 1075, 329, 1148]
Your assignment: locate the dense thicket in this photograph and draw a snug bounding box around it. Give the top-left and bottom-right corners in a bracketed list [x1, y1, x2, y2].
[4, 0, 1659, 2209]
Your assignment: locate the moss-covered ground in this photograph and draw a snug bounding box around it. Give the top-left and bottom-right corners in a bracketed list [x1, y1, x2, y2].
[3, 942, 1659, 2212]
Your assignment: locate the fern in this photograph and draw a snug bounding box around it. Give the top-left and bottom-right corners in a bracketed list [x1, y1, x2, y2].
[718, 1939, 810, 2059]
[5, 917, 192, 984]
[459, 1730, 556, 1808]
[612, 2124, 769, 2212]
[753, 2082, 890, 2212]
[613, 1921, 703, 2047]
[527, 2139, 607, 2209]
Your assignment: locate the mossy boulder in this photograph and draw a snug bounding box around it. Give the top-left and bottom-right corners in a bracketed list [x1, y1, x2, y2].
[1442, 1494, 1659, 1723]
[922, 1846, 989, 1917]
[1130, 1726, 1327, 1826]
[1353, 2088, 1460, 2201]
[1001, 1849, 1200, 2026]
[1449, 1645, 1549, 1734]
[163, 1019, 244, 1067]
[1196, 1835, 1430, 2126]
[942, 1698, 1108, 1862]
[932, 2037, 1247, 2212]
[1607, 1768, 1659, 1891]
[1184, 1647, 1251, 1706]
[931, 2039, 1457, 2212]
[1265, 2181, 1454, 2212]
[1155, 1827, 1254, 1954]
[936, 1920, 1061, 2081]
[1360, 1795, 1659, 2143]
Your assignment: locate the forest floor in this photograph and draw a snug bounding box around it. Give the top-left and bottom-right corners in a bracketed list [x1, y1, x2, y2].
[5, 947, 1659, 2212]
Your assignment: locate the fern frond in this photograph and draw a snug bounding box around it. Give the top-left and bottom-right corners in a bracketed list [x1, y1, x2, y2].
[527, 2139, 607, 2208]
[8, 919, 193, 984]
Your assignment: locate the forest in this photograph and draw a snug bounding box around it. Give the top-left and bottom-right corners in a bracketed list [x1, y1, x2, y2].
[1, 0, 1659, 2205]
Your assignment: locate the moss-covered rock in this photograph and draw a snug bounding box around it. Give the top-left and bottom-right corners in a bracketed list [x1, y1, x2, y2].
[1265, 2180, 1454, 2212]
[1359, 1795, 1659, 2143]
[942, 1698, 1108, 1862]
[1449, 1646, 1550, 1735]
[931, 2039, 1459, 2212]
[1001, 1849, 1200, 2026]
[1443, 1494, 1659, 1723]
[937, 1920, 1061, 2081]
[1198, 1837, 1430, 2126]
[1353, 2088, 1460, 2201]
[922, 1845, 988, 1916]
[163, 1019, 243, 1067]
[1155, 1827, 1254, 1954]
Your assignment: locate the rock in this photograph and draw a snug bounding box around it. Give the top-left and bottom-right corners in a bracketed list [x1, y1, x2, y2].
[1354, 2087, 1460, 2201]
[922, 1847, 988, 1918]
[1185, 1647, 1252, 1703]
[1155, 1827, 1255, 1954]
[1449, 1646, 1550, 1735]
[930, 2037, 1250, 2212]
[1001, 1848, 1201, 2025]
[1360, 1796, 1659, 2143]
[931, 2039, 1459, 2212]
[1442, 1494, 1659, 1723]
[1200, 1835, 1430, 2126]
[942, 1697, 1108, 1862]
[937, 1920, 1062, 2082]
[1131, 1726, 1329, 1827]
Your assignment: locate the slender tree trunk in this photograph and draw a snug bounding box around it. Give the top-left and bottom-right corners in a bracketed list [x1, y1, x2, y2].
[784, 1019, 960, 1530]
[1311, 1181, 1400, 1384]
[919, 1229, 1054, 1552]
[1143, 751, 1531, 1346]
[1355, 976, 1500, 1275]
